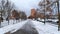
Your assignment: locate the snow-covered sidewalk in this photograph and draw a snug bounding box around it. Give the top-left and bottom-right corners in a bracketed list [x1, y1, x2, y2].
[32, 20, 60, 34]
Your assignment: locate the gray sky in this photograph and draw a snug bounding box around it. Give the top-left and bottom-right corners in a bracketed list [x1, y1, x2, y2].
[10, 0, 41, 16]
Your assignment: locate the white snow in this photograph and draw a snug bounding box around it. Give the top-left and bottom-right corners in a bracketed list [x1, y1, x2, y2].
[32, 20, 60, 34]
[0, 20, 28, 34]
[0, 19, 60, 34]
[1, 19, 22, 27]
[37, 18, 58, 23]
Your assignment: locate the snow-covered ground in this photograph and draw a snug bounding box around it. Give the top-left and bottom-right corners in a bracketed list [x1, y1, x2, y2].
[0, 19, 60, 34]
[37, 18, 58, 22]
[1, 20, 16, 27]
[32, 20, 60, 34]
[37, 18, 58, 25]
[1, 19, 23, 27]
[0, 20, 28, 34]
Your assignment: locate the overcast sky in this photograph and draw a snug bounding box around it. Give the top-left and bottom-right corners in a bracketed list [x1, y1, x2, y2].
[10, 0, 41, 16]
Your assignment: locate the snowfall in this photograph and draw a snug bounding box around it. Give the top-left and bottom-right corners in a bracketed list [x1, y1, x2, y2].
[0, 19, 60, 34]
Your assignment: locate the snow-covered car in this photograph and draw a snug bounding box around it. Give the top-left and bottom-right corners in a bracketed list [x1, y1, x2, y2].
[37, 18, 52, 22]
[51, 19, 58, 23]
[37, 18, 58, 23]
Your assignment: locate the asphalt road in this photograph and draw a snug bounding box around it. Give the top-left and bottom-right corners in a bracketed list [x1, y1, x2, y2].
[12, 20, 38, 34]
[12, 29, 38, 34]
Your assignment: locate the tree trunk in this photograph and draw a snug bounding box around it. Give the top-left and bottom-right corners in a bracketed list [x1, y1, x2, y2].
[58, 21, 60, 31]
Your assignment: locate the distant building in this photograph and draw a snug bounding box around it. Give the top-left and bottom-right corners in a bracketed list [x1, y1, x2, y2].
[31, 8, 36, 18]
[28, 8, 37, 19]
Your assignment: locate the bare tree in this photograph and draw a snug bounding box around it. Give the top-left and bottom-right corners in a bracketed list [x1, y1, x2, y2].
[0, 0, 15, 19]
[57, 0, 60, 31]
[19, 11, 27, 20]
[0, 0, 15, 25]
[38, 0, 58, 24]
